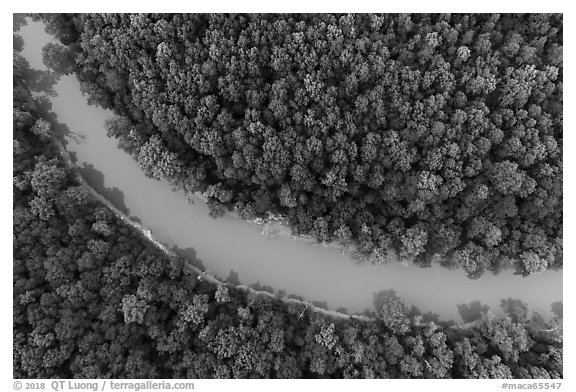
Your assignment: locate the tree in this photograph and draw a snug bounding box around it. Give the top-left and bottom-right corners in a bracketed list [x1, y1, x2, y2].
[374, 290, 412, 335]
[42, 42, 76, 75]
[215, 285, 230, 304]
[399, 225, 428, 259]
[520, 249, 548, 274]
[30, 161, 67, 198]
[137, 135, 183, 181]
[16, 13, 563, 380]
[180, 294, 209, 326]
[42, 12, 562, 278]
[121, 295, 149, 325]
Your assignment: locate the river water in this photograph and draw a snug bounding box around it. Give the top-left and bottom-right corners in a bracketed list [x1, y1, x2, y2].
[18, 19, 562, 322]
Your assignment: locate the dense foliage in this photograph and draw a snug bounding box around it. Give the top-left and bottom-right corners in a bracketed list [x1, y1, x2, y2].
[39, 13, 563, 277]
[12, 28, 563, 378]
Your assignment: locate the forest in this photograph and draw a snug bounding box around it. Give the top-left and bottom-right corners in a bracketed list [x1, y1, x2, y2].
[13, 17, 563, 379]
[37, 13, 563, 278]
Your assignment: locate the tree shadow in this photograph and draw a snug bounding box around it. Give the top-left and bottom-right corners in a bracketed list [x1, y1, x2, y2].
[13, 13, 28, 32]
[457, 300, 490, 323]
[17, 63, 60, 97]
[249, 281, 275, 294]
[312, 300, 329, 310]
[15, 49, 85, 146]
[14, 20, 59, 97]
[129, 215, 142, 224]
[551, 301, 563, 319]
[287, 293, 305, 302]
[34, 98, 85, 143]
[335, 307, 349, 315]
[421, 311, 441, 324]
[372, 289, 421, 316]
[78, 163, 130, 215]
[373, 289, 399, 311]
[68, 151, 78, 164]
[29, 69, 60, 97]
[171, 245, 206, 272]
[225, 269, 241, 285]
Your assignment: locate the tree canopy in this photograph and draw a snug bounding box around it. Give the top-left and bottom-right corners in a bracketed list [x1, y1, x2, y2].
[39, 13, 563, 277]
[14, 15, 563, 379]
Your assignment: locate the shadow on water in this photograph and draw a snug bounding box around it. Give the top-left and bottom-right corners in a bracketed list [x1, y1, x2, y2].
[54, 118, 84, 143]
[312, 300, 329, 310]
[129, 215, 142, 224]
[225, 270, 241, 285]
[551, 301, 563, 319]
[373, 289, 421, 317]
[421, 311, 441, 324]
[249, 281, 275, 295]
[18, 63, 60, 97]
[171, 245, 206, 272]
[29, 69, 60, 96]
[15, 39, 85, 146]
[78, 163, 130, 215]
[457, 300, 490, 323]
[15, 18, 60, 97]
[34, 99, 85, 144]
[68, 151, 78, 164]
[335, 306, 349, 315]
[287, 293, 305, 302]
[14, 13, 28, 32]
[371, 289, 461, 326]
[373, 289, 396, 312]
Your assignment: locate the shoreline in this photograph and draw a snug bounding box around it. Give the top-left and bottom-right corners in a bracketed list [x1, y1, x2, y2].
[54, 138, 376, 323]
[52, 129, 560, 326]
[191, 190, 410, 267]
[53, 135, 560, 324]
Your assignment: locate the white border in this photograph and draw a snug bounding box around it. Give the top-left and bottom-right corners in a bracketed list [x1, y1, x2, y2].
[3, 4, 570, 390]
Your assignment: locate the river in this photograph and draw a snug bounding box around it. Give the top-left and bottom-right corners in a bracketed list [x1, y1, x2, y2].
[18, 19, 562, 322]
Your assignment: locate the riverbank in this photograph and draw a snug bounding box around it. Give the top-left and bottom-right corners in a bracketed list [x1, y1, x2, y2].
[14, 17, 564, 381]
[54, 136, 375, 322]
[56, 136, 560, 325]
[192, 190, 410, 268]
[20, 18, 562, 323]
